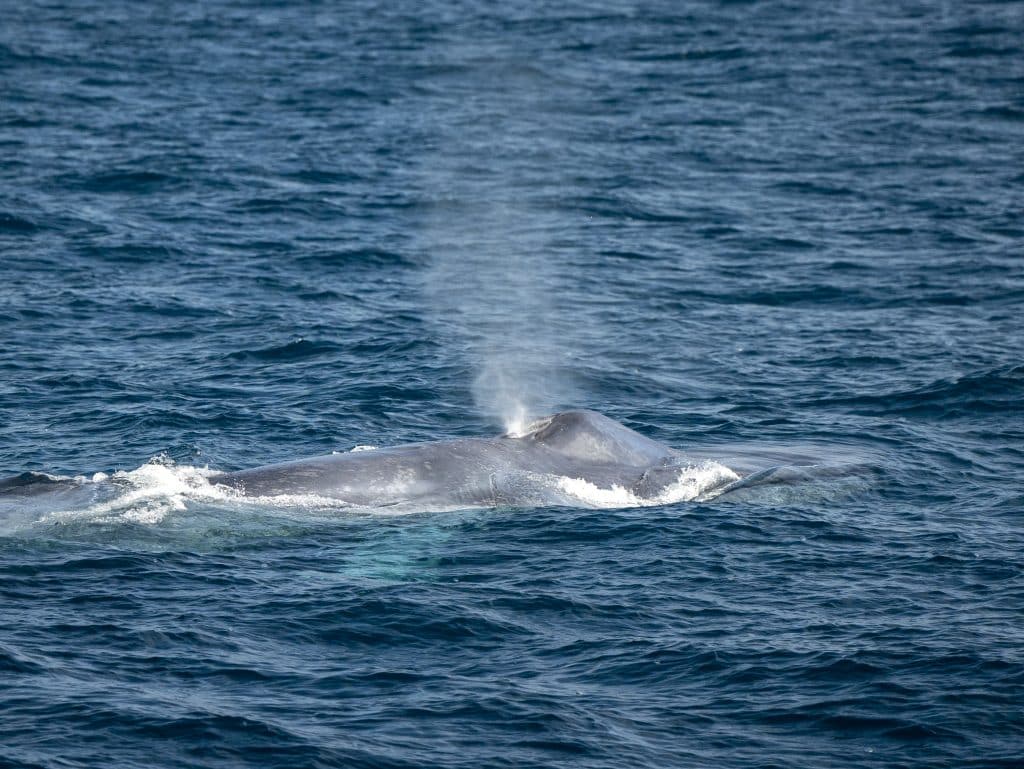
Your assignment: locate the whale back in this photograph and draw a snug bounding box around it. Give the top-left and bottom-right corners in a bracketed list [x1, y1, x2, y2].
[517, 410, 674, 467]
[209, 410, 679, 506]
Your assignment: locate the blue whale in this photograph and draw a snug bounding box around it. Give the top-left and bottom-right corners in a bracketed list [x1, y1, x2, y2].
[1, 410, 871, 519]
[207, 410, 723, 507]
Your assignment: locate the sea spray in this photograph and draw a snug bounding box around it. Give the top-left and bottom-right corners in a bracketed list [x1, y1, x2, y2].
[420, 191, 582, 429]
[411, 38, 587, 429]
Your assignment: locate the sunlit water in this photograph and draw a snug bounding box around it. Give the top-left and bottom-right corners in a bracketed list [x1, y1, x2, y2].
[1, 1, 1022, 767]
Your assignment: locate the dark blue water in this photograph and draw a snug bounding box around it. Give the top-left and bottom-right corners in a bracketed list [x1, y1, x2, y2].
[2, 1, 1023, 766]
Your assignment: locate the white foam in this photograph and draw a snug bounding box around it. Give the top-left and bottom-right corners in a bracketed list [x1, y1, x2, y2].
[39, 456, 419, 525]
[44, 457, 230, 525]
[553, 461, 740, 509]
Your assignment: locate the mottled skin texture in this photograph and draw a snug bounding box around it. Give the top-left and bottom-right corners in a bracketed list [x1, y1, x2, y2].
[208, 410, 682, 507]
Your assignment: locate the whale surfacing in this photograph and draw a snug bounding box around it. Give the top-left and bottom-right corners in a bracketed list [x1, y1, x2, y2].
[207, 410, 724, 508]
[0, 410, 873, 520]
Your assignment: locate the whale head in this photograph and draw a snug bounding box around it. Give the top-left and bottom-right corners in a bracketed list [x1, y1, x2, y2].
[513, 410, 675, 467]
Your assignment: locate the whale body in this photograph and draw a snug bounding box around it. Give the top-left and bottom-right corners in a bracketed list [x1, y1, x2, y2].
[207, 410, 710, 507]
[0, 410, 873, 523]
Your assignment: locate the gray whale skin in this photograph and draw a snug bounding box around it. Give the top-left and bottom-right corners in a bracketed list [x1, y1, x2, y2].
[208, 410, 694, 507]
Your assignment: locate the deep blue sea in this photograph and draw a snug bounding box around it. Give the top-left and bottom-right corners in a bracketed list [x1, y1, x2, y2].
[2, 1, 1023, 767]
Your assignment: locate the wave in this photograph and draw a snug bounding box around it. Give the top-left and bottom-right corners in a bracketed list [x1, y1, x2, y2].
[812, 364, 1022, 417]
[225, 338, 342, 362]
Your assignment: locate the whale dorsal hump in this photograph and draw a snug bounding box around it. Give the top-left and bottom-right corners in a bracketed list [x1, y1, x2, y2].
[517, 410, 673, 466]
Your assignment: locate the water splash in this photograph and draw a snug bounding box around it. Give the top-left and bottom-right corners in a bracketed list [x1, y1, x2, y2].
[553, 462, 740, 509]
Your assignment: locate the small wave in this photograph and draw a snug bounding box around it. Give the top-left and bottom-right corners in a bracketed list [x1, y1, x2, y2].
[812, 364, 1022, 417]
[225, 338, 341, 362]
[0, 211, 41, 233]
[296, 248, 414, 268]
[78, 169, 180, 194]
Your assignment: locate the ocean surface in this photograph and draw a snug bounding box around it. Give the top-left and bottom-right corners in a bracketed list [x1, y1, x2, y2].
[2, 1, 1023, 767]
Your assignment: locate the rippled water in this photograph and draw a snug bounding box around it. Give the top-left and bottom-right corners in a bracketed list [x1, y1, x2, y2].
[2, 1, 1022, 767]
